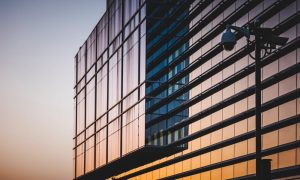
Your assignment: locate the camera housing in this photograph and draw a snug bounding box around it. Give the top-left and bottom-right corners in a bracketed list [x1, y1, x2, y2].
[221, 24, 288, 52]
[221, 28, 236, 51]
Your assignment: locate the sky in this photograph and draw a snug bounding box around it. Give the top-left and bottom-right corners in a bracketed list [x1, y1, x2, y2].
[0, 0, 106, 180]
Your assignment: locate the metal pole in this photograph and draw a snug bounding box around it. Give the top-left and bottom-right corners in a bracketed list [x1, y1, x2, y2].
[255, 25, 262, 180]
[261, 159, 272, 180]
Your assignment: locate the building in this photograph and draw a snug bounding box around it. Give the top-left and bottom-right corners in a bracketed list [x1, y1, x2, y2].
[73, 0, 300, 179]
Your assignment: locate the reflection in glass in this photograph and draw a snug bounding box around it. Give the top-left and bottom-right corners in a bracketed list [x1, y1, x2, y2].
[73, 1, 300, 179]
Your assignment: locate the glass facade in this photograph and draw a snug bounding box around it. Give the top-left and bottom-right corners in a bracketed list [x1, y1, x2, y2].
[74, 0, 300, 179]
[145, 0, 189, 147]
[74, 0, 146, 178]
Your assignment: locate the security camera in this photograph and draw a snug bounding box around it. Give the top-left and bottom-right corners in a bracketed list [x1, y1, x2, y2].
[269, 35, 289, 46]
[220, 22, 288, 60]
[221, 27, 236, 51]
[221, 25, 250, 51]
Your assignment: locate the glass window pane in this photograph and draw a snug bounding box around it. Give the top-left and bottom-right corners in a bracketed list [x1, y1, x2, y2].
[108, 53, 121, 108]
[279, 149, 296, 168]
[279, 100, 296, 120]
[222, 165, 233, 180]
[85, 136, 95, 173]
[96, 128, 107, 167]
[97, 13, 108, 58]
[76, 144, 84, 177]
[279, 125, 296, 145]
[279, 75, 296, 96]
[140, 35, 146, 83]
[77, 43, 86, 81]
[108, 118, 120, 162]
[96, 64, 108, 118]
[123, 42, 139, 96]
[77, 90, 85, 134]
[109, 0, 122, 42]
[86, 78, 95, 126]
[124, 0, 139, 24]
[87, 29, 97, 70]
[263, 130, 278, 149]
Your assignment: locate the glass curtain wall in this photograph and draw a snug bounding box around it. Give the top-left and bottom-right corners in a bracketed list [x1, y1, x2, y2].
[145, 0, 189, 147]
[73, 0, 146, 178]
[75, 0, 300, 179]
[114, 0, 300, 179]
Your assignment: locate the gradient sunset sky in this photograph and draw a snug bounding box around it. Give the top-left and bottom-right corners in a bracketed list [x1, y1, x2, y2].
[0, 0, 106, 179]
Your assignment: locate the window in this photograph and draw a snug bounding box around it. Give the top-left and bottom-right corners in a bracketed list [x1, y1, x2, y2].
[97, 13, 108, 58]
[87, 29, 96, 70]
[108, 118, 120, 162]
[123, 40, 139, 96]
[109, 0, 122, 42]
[96, 64, 108, 118]
[86, 78, 95, 126]
[85, 136, 95, 173]
[77, 43, 86, 81]
[96, 128, 107, 167]
[76, 144, 84, 177]
[108, 52, 122, 108]
[124, 0, 139, 24]
[77, 90, 85, 134]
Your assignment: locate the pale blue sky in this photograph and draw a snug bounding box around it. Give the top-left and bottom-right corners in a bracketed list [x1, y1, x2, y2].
[0, 1, 106, 179]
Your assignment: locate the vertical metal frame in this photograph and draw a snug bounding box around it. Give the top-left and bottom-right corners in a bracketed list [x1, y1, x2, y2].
[254, 26, 262, 180]
[94, 26, 98, 171]
[83, 43, 87, 175]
